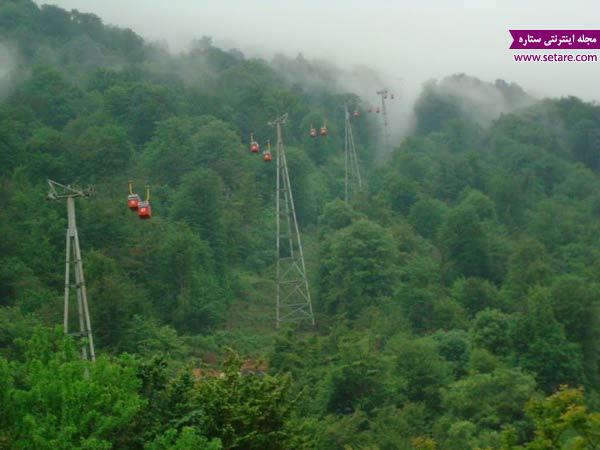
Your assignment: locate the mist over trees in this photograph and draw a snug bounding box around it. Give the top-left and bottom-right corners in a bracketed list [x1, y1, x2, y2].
[1, 1, 600, 448]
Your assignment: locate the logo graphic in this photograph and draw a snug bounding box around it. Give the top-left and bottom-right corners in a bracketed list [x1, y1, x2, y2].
[509, 30, 600, 50]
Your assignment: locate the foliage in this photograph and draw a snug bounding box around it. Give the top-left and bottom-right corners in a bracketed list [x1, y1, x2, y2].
[519, 386, 600, 450]
[192, 351, 295, 449]
[320, 219, 399, 316]
[1, 2, 600, 448]
[0, 328, 143, 449]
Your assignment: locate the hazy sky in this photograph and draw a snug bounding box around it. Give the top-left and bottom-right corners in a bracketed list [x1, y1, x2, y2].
[39, 0, 600, 103]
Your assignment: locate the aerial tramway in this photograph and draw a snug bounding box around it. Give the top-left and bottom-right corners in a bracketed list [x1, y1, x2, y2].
[246, 104, 367, 328]
[308, 120, 329, 138]
[367, 89, 395, 154]
[343, 104, 363, 203]
[127, 181, 152, 219]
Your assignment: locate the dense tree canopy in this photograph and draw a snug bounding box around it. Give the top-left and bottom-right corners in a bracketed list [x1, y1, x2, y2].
[1, 1, 600, 449]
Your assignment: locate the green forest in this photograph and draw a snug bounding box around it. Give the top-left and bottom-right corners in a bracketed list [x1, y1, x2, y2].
[1, 1, 600, 449]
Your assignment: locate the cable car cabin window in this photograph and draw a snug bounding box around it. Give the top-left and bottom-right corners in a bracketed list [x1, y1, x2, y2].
[138, 200, 152, 219]
[128, 193, 141, 210]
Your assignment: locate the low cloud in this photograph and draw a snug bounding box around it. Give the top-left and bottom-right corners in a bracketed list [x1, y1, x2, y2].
[0, 42, 18, 100]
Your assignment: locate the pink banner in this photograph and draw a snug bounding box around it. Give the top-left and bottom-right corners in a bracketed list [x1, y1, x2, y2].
[509, 30, 600, 50]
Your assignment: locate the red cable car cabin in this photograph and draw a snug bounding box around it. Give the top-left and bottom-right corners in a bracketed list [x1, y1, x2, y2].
[138, 200, 152, 219]
[128, 193, 140, 210]
[249, 133, 260, 153]
[319, 126, 328, 136]
[263, 140, 272, 162]
[138, 185, 152, 219]
[127, 181, 140, 210]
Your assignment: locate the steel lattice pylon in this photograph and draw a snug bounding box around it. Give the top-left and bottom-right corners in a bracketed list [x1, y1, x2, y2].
[269, 114, 315, 328]
[47, 179, 96, 361]
[376, 89, 391, 154]
[344, 106, 362, 203]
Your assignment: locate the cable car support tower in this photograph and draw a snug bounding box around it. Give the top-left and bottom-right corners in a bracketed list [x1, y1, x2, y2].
[47, 179, 96, 361]
[269, 114, 315, 328]
[376, 89, 392, 154]
[344, 106, 362, 203]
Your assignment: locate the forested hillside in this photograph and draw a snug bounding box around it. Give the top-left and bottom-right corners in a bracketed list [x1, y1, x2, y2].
[1, 1, 600, 449]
